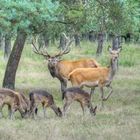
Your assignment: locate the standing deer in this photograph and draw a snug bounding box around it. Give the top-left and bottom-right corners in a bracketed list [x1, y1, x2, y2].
[68, 48, 121, 107]
[62, 87, 97, 116]
[32, 34, 100, 96]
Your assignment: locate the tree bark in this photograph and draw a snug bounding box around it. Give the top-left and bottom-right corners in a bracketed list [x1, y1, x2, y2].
[96, 32, 104, 56]
[2, 29, 27, 89]
[74, 33, 81, 47]
[43, 33, 49, 48]
[112, 35, 121, 50]
[0, 32, 4, 50]
[4, 34, 11, 59]
[59, 33, 67, 50]
[89, 31, 96, 42]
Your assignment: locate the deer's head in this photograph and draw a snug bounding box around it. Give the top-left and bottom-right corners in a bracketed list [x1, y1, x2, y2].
[109, 47, 121, 63]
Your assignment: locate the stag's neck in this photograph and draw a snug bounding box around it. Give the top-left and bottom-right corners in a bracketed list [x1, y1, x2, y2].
[108, 59, 118, 82]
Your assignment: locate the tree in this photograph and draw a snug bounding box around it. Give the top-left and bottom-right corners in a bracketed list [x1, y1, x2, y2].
[0, 0, 59, 89]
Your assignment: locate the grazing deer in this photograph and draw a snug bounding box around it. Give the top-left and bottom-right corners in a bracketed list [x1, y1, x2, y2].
[32, 34, 100, 95]
[62, 87, 97, 116]
[29, 89, 62, 118]
[68, 48, 121, 107]
[0, 88, 29, 119]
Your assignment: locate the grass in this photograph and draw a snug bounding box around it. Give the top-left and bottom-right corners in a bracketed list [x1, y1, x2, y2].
[0, 42, 140, 140]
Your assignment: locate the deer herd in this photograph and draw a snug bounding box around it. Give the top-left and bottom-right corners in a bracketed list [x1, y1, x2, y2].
[0, 35, 121, 119]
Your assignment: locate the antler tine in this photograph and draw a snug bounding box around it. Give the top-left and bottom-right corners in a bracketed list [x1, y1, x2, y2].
[31, 40, 51, 58]
[55, 35, 74, 57]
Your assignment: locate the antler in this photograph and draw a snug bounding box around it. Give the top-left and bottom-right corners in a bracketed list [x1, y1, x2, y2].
[55, 33, 74, 57]
[32, 40, 51, 58]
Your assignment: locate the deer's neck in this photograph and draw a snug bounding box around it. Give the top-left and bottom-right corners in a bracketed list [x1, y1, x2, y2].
[108, 59, 118, 82]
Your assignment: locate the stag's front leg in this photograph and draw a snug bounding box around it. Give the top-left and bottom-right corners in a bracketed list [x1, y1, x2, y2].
[60, 78, 67, 95]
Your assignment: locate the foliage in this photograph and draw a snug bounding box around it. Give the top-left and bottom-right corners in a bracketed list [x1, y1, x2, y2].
[0, 0, 59, 34]
[82, 0, 140, 36]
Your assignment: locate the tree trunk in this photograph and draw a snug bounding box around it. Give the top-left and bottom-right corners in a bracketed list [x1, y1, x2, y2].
[0, 32, 4, 50]
[4, 34, 11, 59]
[59, 33, 67, 50]
[112, 35, 121, 50]
[3, 29, 27, 89]
[74, 33, 81, 47]
[89, 31, 96, 42]
[43, 33, 49, 48]
[96, 32, 104, 56]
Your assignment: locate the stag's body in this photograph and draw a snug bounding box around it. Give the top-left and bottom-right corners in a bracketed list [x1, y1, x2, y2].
[68, 48, 121, 107]
[63, 87, 97, 116]
[29, 90, 62, 118]
[48, 58, 100, 93]
[0, 88, 29, 119]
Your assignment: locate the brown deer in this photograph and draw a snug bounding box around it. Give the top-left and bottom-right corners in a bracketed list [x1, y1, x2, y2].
[0, 88, 29, 119]
[68, 48, 121, 107]
[32, 34, 100, 95]
[62, 87, 97, 116]
[29, 89, 62, 118]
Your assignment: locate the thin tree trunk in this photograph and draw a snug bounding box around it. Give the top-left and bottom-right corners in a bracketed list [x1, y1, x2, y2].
[74, 33, 81, 47]
[3, 29, 27, 89]
[0, 32, 4, 50]
[112, 35, 121, 50]
[43, 33, 49, 48]
[59, 33, 67, 50]
[89, 31, 96, 42]
[96, 32, 104, 56]
[4, 34, 11, 59]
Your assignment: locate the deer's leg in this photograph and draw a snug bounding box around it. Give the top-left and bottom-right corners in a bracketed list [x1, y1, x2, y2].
[103, 85, 113, 101]
[0, 102, 3, 118]
[100, 87, 104, 108]
[63, 100, 72, 116]
[80, 102, 86, 115]
[90, 87, 95, 95]
[60, 78, 67, 96]
[42, 105, 46, 118]
[0, 108, 3, 118]
[8, 105, 15, 120]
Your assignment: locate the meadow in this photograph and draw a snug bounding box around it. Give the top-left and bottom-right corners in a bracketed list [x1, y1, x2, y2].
[0, 41, 140, 140]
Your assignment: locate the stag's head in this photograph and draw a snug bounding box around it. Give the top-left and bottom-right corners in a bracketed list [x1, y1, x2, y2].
[32, 34, 73, 67]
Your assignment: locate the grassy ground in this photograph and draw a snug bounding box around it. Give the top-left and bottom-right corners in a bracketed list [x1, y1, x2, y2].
[0, 42, 140, 140]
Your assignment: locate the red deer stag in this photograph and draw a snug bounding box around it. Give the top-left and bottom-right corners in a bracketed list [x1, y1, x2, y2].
[68, 48, 121, 108]
[32, 34, 100, 96]
[62, 87, 97, 116]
